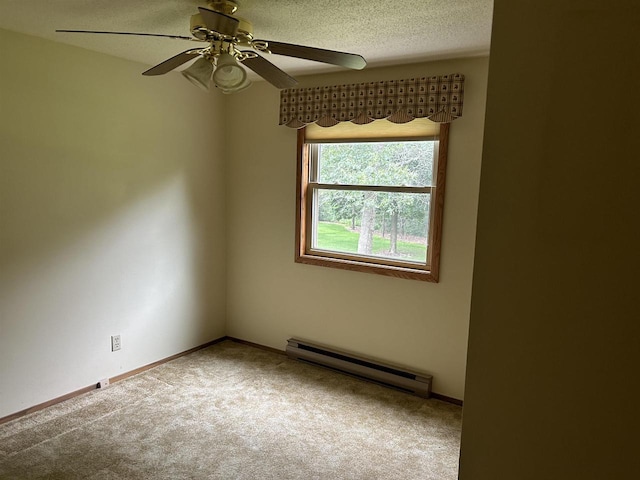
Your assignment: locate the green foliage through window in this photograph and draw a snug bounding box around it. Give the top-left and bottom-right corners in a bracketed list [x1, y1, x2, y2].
[312, 141, 434, 263]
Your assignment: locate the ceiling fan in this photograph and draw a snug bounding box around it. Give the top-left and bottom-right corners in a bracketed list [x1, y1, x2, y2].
[56, 0, 367, 93]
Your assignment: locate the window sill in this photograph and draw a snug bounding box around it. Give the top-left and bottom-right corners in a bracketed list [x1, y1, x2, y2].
[295, 253, 439, 282]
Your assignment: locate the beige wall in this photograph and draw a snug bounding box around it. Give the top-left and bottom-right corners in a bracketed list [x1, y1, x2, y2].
[0, 31, 487, 416]
[0, 29, 228, 418]
[460, 1, 640, 478]
[225, 57, 488, 400]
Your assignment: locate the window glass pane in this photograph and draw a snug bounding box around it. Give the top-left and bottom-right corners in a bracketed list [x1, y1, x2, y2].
[317, 141, 434, 187]
[314, 189, 430, 264]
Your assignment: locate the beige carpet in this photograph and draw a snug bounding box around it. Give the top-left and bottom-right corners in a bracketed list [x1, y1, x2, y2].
[0, 340, 462, 479]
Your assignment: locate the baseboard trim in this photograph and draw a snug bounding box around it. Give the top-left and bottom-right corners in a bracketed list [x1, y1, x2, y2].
[0, 336, 227, 425]
[0, 384, 99, 426]
[110, 336, 227, 383]
[226, 336, 287, 356]
[431, 392, 463, 406]
[1, 335, 462, 424]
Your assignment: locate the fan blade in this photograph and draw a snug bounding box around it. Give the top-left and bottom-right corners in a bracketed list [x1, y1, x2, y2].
[255, 40, 366, 70]
[55, 30, 198, 41]
[197, 7, 239, 37]
[142, 48, 204, 76]
[240, 53, 298, 89]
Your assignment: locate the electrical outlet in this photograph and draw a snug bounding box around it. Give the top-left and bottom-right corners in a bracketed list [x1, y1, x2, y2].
[111, 335, 121, 352]
[97, 378, 110, 388]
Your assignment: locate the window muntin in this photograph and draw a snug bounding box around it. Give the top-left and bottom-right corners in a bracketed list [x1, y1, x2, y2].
[295, 121, 448, 282]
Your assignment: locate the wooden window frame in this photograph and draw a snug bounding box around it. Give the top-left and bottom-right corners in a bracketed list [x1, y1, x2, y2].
[295, 122, 450, 282]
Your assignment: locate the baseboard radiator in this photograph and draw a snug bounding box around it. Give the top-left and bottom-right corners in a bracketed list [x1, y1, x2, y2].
[286, 338, 432, 398]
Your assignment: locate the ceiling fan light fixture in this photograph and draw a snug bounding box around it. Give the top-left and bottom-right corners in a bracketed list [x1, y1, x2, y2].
[182, 57, 214, 91]
[212, 52, 247, 92]
[57, 1, 367, 90]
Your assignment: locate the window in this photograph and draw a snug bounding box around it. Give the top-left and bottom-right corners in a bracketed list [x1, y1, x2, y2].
[295, 119, 449, 281]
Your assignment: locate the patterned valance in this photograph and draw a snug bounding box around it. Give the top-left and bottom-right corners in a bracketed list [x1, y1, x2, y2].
[279, 73, 464, 128]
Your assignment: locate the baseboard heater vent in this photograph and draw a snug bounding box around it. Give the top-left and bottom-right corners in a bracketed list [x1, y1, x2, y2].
[286, 338, 432, 398]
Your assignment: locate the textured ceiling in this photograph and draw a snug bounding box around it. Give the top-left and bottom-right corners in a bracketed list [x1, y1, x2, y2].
[0, 0, 493, 80]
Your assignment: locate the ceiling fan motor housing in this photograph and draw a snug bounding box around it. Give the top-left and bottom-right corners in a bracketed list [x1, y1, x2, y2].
[208, 0, 238, 15]
[190, 12, 253, 43]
